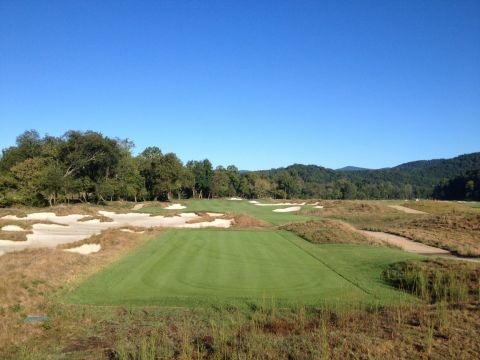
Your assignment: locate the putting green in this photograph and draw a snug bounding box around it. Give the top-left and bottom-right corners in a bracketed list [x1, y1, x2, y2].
[66, 229, 417, 307]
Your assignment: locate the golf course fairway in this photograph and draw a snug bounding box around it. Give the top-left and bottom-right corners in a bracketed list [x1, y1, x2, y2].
[67, 229, 418, 307]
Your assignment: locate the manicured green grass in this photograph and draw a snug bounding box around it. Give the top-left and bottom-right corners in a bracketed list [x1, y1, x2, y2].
[66, 229, 418, 307]
[140, 198, 318, 225]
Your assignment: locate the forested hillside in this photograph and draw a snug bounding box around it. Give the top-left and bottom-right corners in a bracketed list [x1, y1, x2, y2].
[0, 130, 478, 206]
[433, 170, 480, 200]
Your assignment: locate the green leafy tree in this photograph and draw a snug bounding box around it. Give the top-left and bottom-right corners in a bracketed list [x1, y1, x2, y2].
[212, 166, 230, 198]
[187, 159, 214, 198]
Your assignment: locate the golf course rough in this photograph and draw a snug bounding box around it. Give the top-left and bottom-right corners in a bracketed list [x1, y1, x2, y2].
[67, 229, 418, 307]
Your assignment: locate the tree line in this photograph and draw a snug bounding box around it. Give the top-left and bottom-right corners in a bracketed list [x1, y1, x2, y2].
[433, 170, 480, 201]
[0, 130, 478, 207]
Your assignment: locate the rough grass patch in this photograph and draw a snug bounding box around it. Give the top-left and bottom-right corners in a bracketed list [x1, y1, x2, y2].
[383, 259, 480, 303]
[280, 219, 374, 245]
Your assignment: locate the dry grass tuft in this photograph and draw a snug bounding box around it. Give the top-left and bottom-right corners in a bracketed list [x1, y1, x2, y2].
[231, 213, 269, 228]
[186, 213, 216, 224]
[77, 214, 114, 223]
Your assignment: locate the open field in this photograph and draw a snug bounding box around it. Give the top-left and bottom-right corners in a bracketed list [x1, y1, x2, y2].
[0, 199, 479, 359]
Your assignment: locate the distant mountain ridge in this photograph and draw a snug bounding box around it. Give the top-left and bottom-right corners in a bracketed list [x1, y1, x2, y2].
[336, 166, 370, 172]
[254, 152, 480, 199]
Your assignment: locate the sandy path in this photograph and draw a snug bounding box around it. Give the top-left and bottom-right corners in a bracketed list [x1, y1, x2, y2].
[388, 205, 427, 214]
[361, 231, 449, 254]
[362, 230, 480, 263]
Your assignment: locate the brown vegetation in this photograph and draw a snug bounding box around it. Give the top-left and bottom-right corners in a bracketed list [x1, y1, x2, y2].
[280, 219, 375, 245]
[231, 213, 269, 228]
[386, 214, 480, 257]
[302, 200, 480, 257]
[0, 228, 155, 353]
[186, 213, 216, 224]
[77, 214, 114, 223]
[401, 200, 480, 215]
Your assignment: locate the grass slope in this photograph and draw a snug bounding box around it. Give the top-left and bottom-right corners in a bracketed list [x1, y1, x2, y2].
[66, 229, 418, 307]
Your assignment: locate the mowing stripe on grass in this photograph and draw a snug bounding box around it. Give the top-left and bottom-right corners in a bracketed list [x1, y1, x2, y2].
[277, 230, 374, 297]
[66, 229, 372, 307]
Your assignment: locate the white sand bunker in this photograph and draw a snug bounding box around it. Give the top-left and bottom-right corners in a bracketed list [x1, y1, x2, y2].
[229, 197, 243, 201]
[314, 205, 324, 209]
[1, 225, 25, 232]
[165, 203, 186, 210]
[255, 202, 306, 207]
[206, 212, 224, 217]
[273, 206, 301, 213]
[120, 229, 145, 233]
[0, 210, 233, 256]
[183, 219, 231, 229]
[64, 243, 101, 255]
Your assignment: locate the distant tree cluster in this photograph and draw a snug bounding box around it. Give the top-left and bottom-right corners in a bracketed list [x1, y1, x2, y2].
[433, 170, 480, 201]
[0, 130, 479, 207]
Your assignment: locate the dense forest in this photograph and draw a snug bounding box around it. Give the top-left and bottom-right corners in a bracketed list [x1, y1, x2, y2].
[0, 130, 479, 207]
[433, 170, 480, 201]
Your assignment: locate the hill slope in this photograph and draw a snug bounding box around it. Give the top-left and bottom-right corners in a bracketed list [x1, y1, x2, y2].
[255, 152, 480, 199]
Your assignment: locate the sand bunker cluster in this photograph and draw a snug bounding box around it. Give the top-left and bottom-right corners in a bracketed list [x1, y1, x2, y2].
[0, 206, 232, 256]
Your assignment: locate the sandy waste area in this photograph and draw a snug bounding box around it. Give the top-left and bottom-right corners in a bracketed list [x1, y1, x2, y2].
[0, 209, 232, 256]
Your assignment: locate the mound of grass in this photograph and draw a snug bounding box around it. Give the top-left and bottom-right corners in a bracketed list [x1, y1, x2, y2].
[231, 213, 269, 228]
[383, 259, 480, 303]
[280, 219, 373, 244]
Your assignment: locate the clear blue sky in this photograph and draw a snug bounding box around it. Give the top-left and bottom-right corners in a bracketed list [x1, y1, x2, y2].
[1, 0, 479, 170]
